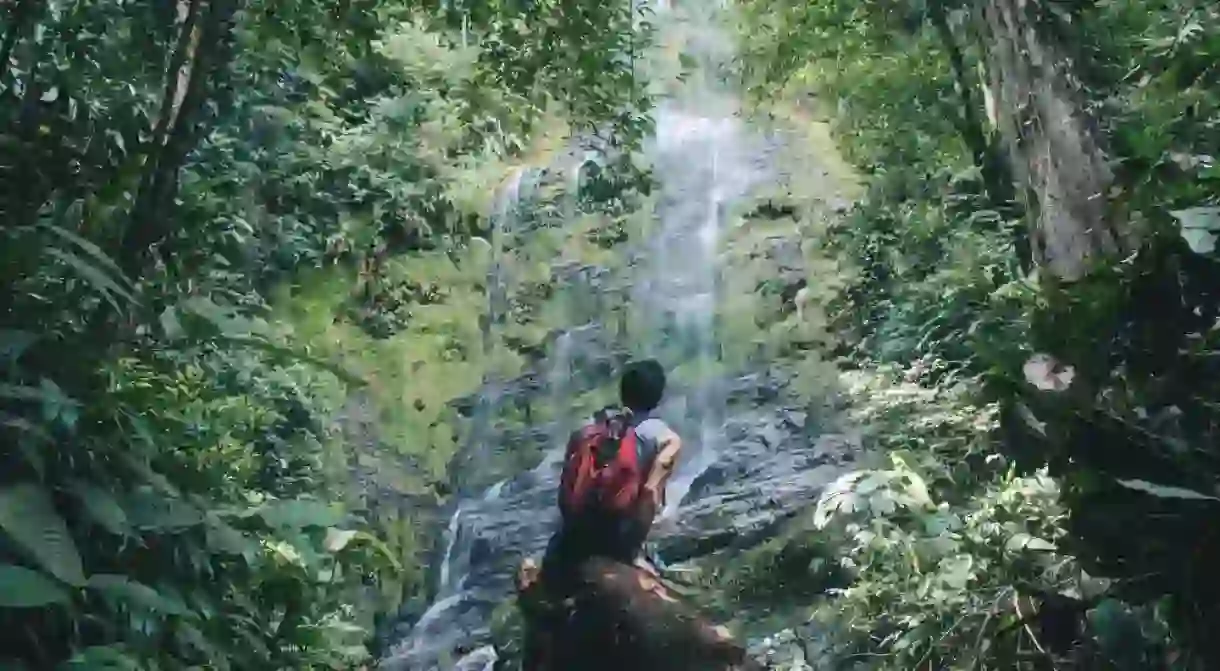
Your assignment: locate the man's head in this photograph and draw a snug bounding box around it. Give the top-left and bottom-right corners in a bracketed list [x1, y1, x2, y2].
[619, 359, 666, 414]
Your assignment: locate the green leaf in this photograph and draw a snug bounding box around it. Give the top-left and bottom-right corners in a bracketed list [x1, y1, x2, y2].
[67, 481, 130, 536]
[1169, 207, 1220, 254]
[0, 383, 79, 406]
[87, 574, 191, 617]
[1115, 478, 1220, 502]
[854, 472, 889, 494]
[126, 492, 204, 531]
[159, 307, 183, 340]
[45, 247, 136, 310]
[0, 330, 37, 362]
[324, 528, 359, 552]
[175, 623, 223, 662]
[0, 484, 86, 586]
[204, 514, 256, 558]
[1025, 537, 1057, 551]
[1, 414, 49, 476]
[939, 554, 974, 589]
[229, 336, 367, 387]
[1006, 533, 1032, 551]
[60, 645, 141, 670]
[36, 218, 130, 282]
[257, 499, 345, 529]
[0, 564, 71, 607]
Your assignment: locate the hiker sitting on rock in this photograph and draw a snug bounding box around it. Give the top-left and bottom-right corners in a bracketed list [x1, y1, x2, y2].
[518, 360, 767, 671]
[545, 358, 683, 586]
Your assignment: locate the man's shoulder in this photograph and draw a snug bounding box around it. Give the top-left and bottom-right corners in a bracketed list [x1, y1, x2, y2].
[634, 416, 674, 440]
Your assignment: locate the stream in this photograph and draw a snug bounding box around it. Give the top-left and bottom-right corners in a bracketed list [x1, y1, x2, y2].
[378, 4, 856, 669]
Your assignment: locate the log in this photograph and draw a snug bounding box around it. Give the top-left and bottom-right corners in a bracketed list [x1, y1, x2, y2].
[516, 557, 764, 671]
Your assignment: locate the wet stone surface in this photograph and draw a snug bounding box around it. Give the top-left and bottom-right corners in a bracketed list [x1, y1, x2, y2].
[377, 371, 857, 670]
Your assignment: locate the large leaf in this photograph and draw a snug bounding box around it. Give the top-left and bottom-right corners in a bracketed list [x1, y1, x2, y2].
[323, 528, 359, 552]
[87, 574, 191, 617]
[45, 247, 136, 311]
[0, 383, 79, 406]
[0, 330, 37, 363]
[125, 491, 204, 531]
[67, 480, 130, 536]
[1169, 207, 1220, 254]
[36, 216, 130, 282]
[257, 499, 345, 529]
[1115, 478, 1220, 502]
[0, 484, 86, 586]
[1, 414, 49, 477]
[59, 645, 141, 670]
[0, 564, 71, 608]
[205, 513, 257, 559]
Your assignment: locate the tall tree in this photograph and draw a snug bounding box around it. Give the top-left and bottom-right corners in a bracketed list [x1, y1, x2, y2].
[977, 0, 1127, 281]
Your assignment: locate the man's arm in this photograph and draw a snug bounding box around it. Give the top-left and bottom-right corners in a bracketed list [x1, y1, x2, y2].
[641, 428, 682, 511]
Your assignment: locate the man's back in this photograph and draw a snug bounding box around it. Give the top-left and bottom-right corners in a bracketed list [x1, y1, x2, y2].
[544, 360, 682, 576]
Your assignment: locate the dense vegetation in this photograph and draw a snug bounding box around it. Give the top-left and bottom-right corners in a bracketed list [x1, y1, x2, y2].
[0, 1, 649, 668]
[733, 0, 1220, 668]
[6, 0, 1219, 668]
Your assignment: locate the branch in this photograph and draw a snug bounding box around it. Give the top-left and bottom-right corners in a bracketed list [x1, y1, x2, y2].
[123, 0, 241, 275]
[122, 0, 204, 273]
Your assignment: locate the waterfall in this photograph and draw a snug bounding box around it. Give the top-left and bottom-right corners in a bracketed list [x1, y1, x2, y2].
[380, 3, 779, 668]
[436, 506, 464, 596]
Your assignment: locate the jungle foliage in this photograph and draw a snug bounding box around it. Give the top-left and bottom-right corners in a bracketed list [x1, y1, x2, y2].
[0, 0, 650, 668]
[734, 0, 1220, 668]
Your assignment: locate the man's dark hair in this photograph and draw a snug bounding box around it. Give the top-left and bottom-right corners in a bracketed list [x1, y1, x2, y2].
[619, 359, 666, 413]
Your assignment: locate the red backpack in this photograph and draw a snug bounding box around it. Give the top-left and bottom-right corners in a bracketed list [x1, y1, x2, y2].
[558, 410, 645, 521]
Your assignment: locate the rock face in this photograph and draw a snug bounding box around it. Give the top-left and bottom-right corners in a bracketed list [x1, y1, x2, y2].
[375, 5, 865, 665]
[517, 556, 765, 671]
[654, 419, 857, 564]
[377, 371, 857, 670]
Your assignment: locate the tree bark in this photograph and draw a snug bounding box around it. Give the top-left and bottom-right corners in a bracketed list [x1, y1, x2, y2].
[122, 0, 239, 276]
[517, 557, 763, 671]
[977, 0, 1125, 281]
[930, 0, 1029, 269]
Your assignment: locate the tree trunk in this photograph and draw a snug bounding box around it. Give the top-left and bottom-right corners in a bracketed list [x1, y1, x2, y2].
[977, 0, 1125, 281]
[516, 557, 763, 671]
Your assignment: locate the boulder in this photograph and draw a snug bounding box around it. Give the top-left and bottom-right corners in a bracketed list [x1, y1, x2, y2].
[516, 557, 764, 671]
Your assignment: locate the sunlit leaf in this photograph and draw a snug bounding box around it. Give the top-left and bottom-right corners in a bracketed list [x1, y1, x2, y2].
[1169, 207, 1220, 255]
[1022, 353, 1075, 392]
[324, 528, 359, 553]
[1026, 537, 1057, 551]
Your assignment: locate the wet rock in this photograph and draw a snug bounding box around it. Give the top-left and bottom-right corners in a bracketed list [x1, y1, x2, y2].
[454, 644, 498, 671]
[748, 627, 816, 670]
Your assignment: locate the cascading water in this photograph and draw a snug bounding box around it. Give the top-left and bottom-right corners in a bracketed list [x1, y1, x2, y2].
[436, 506, 464, 596]
[380, 4, 780, 669]
[629, 4, 770, 515]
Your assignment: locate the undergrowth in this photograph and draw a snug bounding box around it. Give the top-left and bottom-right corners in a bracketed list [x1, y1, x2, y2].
[731, 0, 1220, 667]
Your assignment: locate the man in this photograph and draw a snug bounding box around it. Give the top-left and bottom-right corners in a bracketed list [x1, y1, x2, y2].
[521, 359, 683, 668]
[545, 358, 682, 582]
